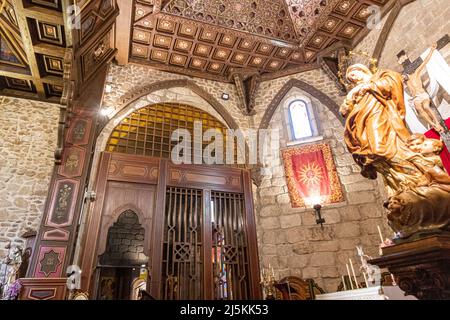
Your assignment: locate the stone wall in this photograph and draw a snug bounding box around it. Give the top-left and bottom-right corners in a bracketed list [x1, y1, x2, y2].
[360, 0, 450, 71]
[253, 68, 343, 126]
[355, 0, 450, 118]
[254, 87, 390, 293]
[354, 11, 390, 55]
[98, 60, 391, 293]
[103, 63, 252, 129]
[0, 96, 60, 260]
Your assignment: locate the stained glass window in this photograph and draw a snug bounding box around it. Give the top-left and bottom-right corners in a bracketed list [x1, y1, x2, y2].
[288, 100, 313, 140]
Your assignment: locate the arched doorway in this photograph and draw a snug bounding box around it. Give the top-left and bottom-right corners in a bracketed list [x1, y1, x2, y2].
[80, 103, 261, 300]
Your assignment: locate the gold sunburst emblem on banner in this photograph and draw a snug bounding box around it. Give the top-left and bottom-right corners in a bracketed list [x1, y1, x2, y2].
[298, 162, 323, 186]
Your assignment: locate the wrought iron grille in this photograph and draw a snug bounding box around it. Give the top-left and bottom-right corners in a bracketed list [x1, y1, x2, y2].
[106, 103, 237, 162]
[211, 192, 250, 300]
[162, 187, 203, 300]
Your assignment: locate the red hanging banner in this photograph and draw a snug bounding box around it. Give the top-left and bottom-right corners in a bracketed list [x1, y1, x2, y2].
[282, 143, 344, 208]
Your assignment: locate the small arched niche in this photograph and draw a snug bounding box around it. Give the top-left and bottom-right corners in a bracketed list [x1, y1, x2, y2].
[97, 210, 149, 300]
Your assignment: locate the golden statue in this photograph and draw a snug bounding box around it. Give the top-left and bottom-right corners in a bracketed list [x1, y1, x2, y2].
[340, 63, 450, 238]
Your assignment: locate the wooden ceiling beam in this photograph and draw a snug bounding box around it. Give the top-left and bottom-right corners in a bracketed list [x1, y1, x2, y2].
[0, 69, 33, 79]
[41, 75, 64, 86]
[33, 42, 66, 58]
[12, 0, 46, 99]
[115, 0, 133, 65]
[0, 69, 62, 85]
[22, 5, 64, 25]
[61, 0, 73, 47]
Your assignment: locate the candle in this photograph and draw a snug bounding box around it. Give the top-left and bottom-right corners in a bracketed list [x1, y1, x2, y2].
[362, 272, 369, 288]
[391, 273, 397, 286]
[349, 258, 360, 289]
[377, 225, 384, 244]
[346, 264, 354, 290]
[342, 275, 347, 291]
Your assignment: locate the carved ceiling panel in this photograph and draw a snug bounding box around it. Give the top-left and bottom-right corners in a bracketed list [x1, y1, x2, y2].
[0, 0, 117, 102]
[162, 0, 298, 42]
[0, 0, 67, 101]
[129, 0, 391, 81]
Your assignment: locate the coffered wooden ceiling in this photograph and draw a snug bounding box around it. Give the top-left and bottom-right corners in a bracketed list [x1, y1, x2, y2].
[0, 0, 118, 102]
[127, 0, 390, 81]
[0, 0, 71, 101]
[0, 0, 392, 100]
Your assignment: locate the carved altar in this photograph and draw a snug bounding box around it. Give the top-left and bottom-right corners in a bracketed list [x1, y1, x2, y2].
[370, 233, 450, 300]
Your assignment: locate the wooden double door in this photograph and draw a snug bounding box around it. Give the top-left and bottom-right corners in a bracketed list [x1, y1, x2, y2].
[80, 152, 261, 300]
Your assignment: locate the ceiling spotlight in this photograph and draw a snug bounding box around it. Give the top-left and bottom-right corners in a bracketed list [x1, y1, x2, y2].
[104, 84, 112, 93]
[222, 93, 230, 101]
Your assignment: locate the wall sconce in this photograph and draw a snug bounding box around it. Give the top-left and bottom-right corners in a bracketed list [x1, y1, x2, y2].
[313, 204, 325, 228]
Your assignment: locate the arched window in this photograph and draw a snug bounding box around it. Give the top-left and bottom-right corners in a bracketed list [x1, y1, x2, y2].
[288, 100, 313, 140]
[105, 103, 241, 165]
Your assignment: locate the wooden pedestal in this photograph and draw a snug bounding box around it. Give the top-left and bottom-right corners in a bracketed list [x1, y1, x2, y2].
[19, 278, 67, 300]
[370, 234, 450, 300]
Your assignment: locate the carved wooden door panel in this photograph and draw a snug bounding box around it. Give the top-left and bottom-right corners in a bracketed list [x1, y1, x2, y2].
[81, 152, 261, 300]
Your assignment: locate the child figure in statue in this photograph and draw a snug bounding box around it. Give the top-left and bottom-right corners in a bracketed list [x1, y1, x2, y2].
[406, 134, 450, 186]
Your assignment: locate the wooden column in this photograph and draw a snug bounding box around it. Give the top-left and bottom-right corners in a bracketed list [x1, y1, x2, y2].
[150, 159, 168, 299]
[243, 170, 262, 299]
[26, 65, 108, 285]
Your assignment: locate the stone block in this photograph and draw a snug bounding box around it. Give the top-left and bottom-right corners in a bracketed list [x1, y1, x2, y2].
[261, 244, 277, 255]
[346, 191, 376, 205]
[360, 219, 384, 235]
[285, 227, 307, 243]
[259, 216, 280, 230]
[291, 243, 311, 255]
[322, 209, 340, 224]
[339, 206, 361, 221]
[302, 267, 320, 279]
[276, 194, 291, 204]
[345, 181, 375, 193]
[279, 214, 301, 229]
[287, 254, 310, 268]
[334, 222, 360, 238]
[259, 205, 280, 217]
[311, 241, 339, 252]
[320, 266, 340, 278]
[307, 226, 335, 241]
[339, 238, 361, 250]
[359, 203, 383, 219]
[310, 252, 336, 266]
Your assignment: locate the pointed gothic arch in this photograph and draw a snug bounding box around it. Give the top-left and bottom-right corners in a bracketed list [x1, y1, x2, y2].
[258, 78, 344, 130]
[116, 79, 239, 130]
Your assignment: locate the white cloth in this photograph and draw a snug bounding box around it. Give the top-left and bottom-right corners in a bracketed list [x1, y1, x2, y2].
[421, 49, 450, 97]
[403, 91, 428, 134]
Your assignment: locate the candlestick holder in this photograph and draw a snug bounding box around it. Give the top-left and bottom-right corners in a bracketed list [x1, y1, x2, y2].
[260, 269, 277, 300]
